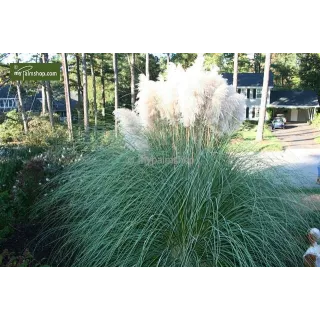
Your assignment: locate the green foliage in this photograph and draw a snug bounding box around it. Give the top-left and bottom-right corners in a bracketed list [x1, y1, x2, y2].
[266, 108, 273, 122]
[204, 53, 251, 73]
[0, 146, 43, 191]
[271, 53, 299, 88]
[311, 112, 320, 128]
[0, 110, 23, 143]
[0, 249, 49, 267]
[0, 146, 44, 240]
[253, 53, 265, 73]
[298, 53, 320, 96]
[171, 53, 197, 69]
[36, 132, 315, 266]
[0, 191, 14, 239]
[25, 115, 68, 147]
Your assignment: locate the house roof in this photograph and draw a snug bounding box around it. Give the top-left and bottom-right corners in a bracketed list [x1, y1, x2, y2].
[222, 72, 274, 87]
[0, 85, 79, 112]
[270, 90, 319, 107]
[0, 85, 16, 99]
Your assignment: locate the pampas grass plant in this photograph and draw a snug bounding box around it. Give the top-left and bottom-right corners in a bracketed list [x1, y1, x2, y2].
[34, 57, 320, 266]
[35, 142, 319, 267]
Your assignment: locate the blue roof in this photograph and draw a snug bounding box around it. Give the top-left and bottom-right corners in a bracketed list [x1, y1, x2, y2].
[0, 85, 78, 112]
[0, 85, 16, 99]
[270, 90, 319, 107]
[222, 72, 274, 87]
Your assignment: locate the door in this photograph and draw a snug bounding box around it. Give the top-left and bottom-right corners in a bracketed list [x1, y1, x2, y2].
[291, 109, 298, 121]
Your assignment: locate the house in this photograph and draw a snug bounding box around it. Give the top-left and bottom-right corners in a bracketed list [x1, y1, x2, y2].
[0, 85, 18, 112]
[222, 72, 319, 122]
[269, 90, 319, 122]
[222, 72, 274, 121]
[0, 85, 78, 121]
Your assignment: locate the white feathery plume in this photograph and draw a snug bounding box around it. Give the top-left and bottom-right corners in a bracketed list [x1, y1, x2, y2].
[113, 108, 149, 151]
[135, 74, 159, 128]
[115, 59, 246, 149]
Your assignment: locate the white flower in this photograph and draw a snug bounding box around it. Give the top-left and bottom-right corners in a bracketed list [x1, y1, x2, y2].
[114, 58, 245, 147]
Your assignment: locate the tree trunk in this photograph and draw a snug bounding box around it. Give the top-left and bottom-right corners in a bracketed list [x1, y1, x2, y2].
[233, 53, 238, 90]
[167, 53, 170, 67]
[42, 53, 54, 129]
[113, 53, 119, 137]
[39, 54, 47, 115]
[15, 53, 28, 134]
[146, 53, 149, 80]
[90, 54, 97, 136]
[128, 53, 135, 108]
[256, 53, 271, 142]
[61, 53, 73, 140]
[82, 53, 89, 136]
[100, 54, 106, 118]
[76, 53, 83, 127]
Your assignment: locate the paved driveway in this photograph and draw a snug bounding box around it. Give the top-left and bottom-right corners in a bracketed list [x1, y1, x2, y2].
[260, 148, 320, 188]
[262, 123, 320, 188]
[272, 122, 320, 149]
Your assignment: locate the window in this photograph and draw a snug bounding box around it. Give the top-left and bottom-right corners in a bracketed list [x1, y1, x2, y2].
[252, 107, 255, 118]
[256, 108, 260, 119]
[247, 89, 250, 99]
[257, 88, 262, 99]
[253, 89, 257, 99]
[237, 88, 241, 94]
[246, 107, 249, 119]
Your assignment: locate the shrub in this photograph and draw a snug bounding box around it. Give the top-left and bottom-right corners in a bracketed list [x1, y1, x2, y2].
[0, 191, 14, 240]
[0, 249, 49, 267]
[0, 146, 44, 192]
[35, 140, 320, 267]
[25, 116, 68, 147]
[311, 113, 320, 128]
[0, 110, 23, 143]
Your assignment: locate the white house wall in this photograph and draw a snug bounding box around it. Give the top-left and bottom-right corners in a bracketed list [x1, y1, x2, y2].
[238, 87, 272, 120]
[0, 98, 18, 112]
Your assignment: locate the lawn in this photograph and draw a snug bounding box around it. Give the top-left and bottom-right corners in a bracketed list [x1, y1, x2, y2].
[230, 121, 283, 152]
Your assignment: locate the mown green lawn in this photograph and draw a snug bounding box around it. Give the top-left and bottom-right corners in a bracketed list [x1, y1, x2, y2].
[230, 122, 283, 152]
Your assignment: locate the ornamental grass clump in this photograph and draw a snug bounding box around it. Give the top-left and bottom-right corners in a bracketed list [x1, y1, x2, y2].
[35, 57, 320, 266]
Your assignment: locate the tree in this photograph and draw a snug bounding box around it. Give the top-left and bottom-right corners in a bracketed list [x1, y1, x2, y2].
[42, 53, 54, 129]
[146, 53, 149, 80]
[253, 53, 264, 73]
[75, 53, 83, 126]
[233, 53, 238, 90]
[61, 53, 73, 140]
[113, 53, 119, 136]
[167, 53, 170, 67]
[203, 53, 251, 73]
[100, 54, 106, 118]
[171, 53, 197, 69]
[271, 53, 299, 88]
[82, 53, 89, 135]
[256, 53, 271, 142]
[39, 54, 47, 115]
[90, 54, 98, 135]
[298, 53, 320, 103]
[204, 53, 224, 71]
[128, 53, 135, 108]
[15, 53, 28, 134]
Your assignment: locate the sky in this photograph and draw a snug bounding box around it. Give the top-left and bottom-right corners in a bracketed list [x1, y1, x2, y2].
[2, 53, 54, 63]
[3, 53, 256, 63]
